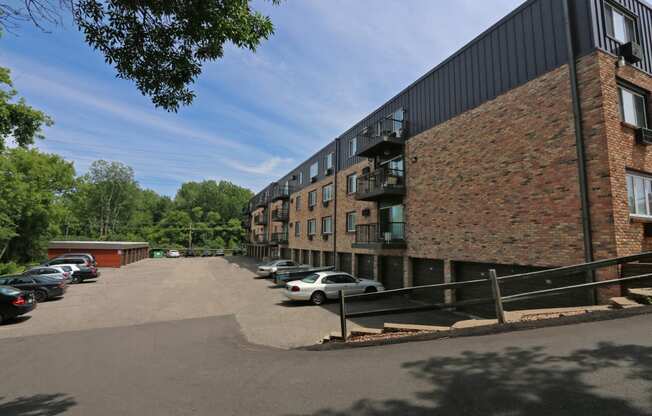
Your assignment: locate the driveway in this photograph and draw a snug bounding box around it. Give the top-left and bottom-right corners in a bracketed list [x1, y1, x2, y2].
[0, 257, 462, 348]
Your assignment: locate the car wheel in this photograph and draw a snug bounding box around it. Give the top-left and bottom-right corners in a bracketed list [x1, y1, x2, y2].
[34, 290, 48, 303]
[310, 291, 327, 305]
[0, 313, 4, 325]
[364, 286, 378, 293]
[73, 275, 82, 284]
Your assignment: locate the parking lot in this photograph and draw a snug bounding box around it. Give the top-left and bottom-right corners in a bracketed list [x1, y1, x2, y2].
[0, 256, 465, 348]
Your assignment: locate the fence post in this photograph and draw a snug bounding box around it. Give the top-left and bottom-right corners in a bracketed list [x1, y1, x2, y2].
[339, 290, 347, 341]
[489, 269, 506, 324]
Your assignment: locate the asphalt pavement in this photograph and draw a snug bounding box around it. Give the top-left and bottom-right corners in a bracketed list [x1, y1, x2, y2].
[1, 311, 651, 415]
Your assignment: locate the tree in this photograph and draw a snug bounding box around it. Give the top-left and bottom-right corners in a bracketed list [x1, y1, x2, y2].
[0, 1, 279, 111]
[77, 160, 139, 238]
[0, 148, 75, 262]
[0, 66, 53, 150]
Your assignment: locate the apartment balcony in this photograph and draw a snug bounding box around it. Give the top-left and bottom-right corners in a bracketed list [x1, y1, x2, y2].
[270, 231, 289, 245]
[271, 207, 289, 222]
[356, 117, 407, 158]
[254, 214, 268, 226]
[352, 222, 406, 249]
[254, 234, 269, 245]
[271, 185, 293, 201]
[243, 217, 252, 229]
[355, 168, 405, 201]
[255, 197, 269, 209]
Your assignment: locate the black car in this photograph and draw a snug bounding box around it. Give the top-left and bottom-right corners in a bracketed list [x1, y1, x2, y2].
[0, 286, 36, 324]
[42, 257, 100, 283]
[185, 249, 196, 257]
[0, 275, 67, 302]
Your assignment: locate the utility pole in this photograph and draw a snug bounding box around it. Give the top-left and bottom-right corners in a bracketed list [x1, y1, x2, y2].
[188, 222, 193, 251]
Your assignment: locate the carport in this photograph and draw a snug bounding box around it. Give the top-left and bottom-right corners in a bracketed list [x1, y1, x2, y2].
[48, 241, 150, 268]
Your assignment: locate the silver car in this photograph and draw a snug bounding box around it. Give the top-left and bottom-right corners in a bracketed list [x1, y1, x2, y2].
[257, 259, 302, 276]
[24, 266, 72, 284]
[284, 271, 385, 305]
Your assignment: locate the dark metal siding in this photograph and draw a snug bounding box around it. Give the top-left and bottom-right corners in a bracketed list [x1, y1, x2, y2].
[587, 0, 652, 75]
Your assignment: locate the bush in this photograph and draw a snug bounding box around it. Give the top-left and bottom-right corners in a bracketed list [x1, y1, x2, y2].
[0, 262, 25, 276]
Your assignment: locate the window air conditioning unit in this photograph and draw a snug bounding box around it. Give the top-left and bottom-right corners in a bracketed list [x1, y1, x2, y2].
[311, 177, 317, 183]
[637, 127, 652, 145]
[308, 235, 314, 241]
[322, 234, 329, 241]
[291, 174, 297, 180]
[325, 167, 333, 176]
[620, 41, 643, 64]
[361, 208, 371, 217]
[323, 200, 330, 208]
[308, 205, 314, 211]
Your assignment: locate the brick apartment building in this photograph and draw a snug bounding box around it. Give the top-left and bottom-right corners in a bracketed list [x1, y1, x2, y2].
[244, 0, 652, 305]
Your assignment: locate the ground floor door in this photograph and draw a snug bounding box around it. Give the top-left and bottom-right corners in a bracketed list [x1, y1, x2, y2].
[311, 250, 321, 267]
[356, 254, 374, 280]
[302, 250, 310, 265]
[280, 247, 290, 259]
[412, 258, 445, 303]
[338, 252, 352, 274]
[380, 256, 404, 290]
[323, 251, 334, 267]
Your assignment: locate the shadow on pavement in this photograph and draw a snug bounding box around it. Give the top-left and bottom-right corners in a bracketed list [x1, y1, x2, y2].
[0, 316, 31, 326]
[223, 255, 261, 274]
[0, 394, 77, 416]
[290, 342, 652, 415]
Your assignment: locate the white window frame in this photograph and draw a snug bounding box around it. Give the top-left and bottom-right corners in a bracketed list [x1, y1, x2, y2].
[346, 212, 356, 233]
[299, 171, 303, 185]
[295, 221, 301, 237]
[627, 171, 652, 218]
[618, 84, 648, 128]
[605, 2, 637, 44]
[295, 194, 301, 210]
[322, 183, 333, 202]
[308, 190, 317, 207]
[307, 219, 316, 236]
[349, 137, 357, 157]
[310, 162, 319, 179]
[325, 152, 333, 171]
[322, 216, 333, 235]
[347, 173, 357, 194]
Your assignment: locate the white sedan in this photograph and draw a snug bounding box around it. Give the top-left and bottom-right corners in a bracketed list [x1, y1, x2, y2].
[284, 271, 384, 305]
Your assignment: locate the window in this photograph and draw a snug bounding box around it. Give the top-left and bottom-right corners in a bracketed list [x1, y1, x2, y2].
[308, 190, 317, 207]
[325, 152, 333, 172]
[307, 219, 316, 235]
[605, 3, 636, 44]
[310, 162, 319, 179]
[295, 221, 301, 237]
[349, 137, 357, 157]
[618, 85, 647, 128]
[627, 172, 652, 217]
[346, 212, 356, 232]
[347, 173, 357, 193]
[322, 183, 333, 202]
[299, 171, 303, 184]
[392, 109, 404, 135]
[295, 195, 301, 210]
[322, 216, 333, 235]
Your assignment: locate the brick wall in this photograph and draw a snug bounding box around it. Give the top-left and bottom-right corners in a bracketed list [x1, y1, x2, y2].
[287, 175, 335, 254]
[405, 58, 586, 268]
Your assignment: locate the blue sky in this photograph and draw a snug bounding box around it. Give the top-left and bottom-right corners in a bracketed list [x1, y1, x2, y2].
[1, 0, 523, 196]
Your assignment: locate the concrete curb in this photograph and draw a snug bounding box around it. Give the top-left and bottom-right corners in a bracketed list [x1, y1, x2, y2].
[297, 305, 652, 351]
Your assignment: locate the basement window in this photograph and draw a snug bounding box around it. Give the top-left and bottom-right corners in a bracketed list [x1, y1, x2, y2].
[627, 171, 652, 218]
[618, 84, 648, 128]
[605, 3, 637, 44]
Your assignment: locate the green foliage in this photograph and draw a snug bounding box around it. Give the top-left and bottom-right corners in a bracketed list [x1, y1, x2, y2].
[0, 66, 53, 150]
[0, 147, 76, 262]
[0, 261, 24, 276]
[72, 0, 279, 111]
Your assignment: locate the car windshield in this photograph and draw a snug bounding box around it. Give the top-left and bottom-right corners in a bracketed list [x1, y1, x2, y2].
[301, 273, 319, 283]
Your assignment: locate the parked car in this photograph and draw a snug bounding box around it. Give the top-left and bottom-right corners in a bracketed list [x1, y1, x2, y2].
[42, 257, 100, 283]
[0, 286, 36, 324]
[166, 250, 181, 258]
[215, 249, 225, 256]
[185, 249, 196, 257]
[284, 271, 385, 305]
[56, 253, 97, 266]
[201, 250, 212, 257]
[0, 275, 67, 302]
[274, 266, 335, 285]
[24, 266, 72, 284]
[257, 259, 309, 277]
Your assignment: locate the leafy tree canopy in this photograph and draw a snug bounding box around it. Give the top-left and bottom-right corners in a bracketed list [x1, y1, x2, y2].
[1, 0, 280, 111]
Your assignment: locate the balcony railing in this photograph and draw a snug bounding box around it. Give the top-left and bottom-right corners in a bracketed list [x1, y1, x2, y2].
[255, 197, 269, 208]
[271, 185, 293, 201]
[254, 214, 268, 225]
[270, 231, 289, 244]
[356, 117, 407, 158]
[254, 234, 269, 244]
[353, 222, 406, 248]
[355, 168, 405, 201]
[271, 207, 289, 222]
